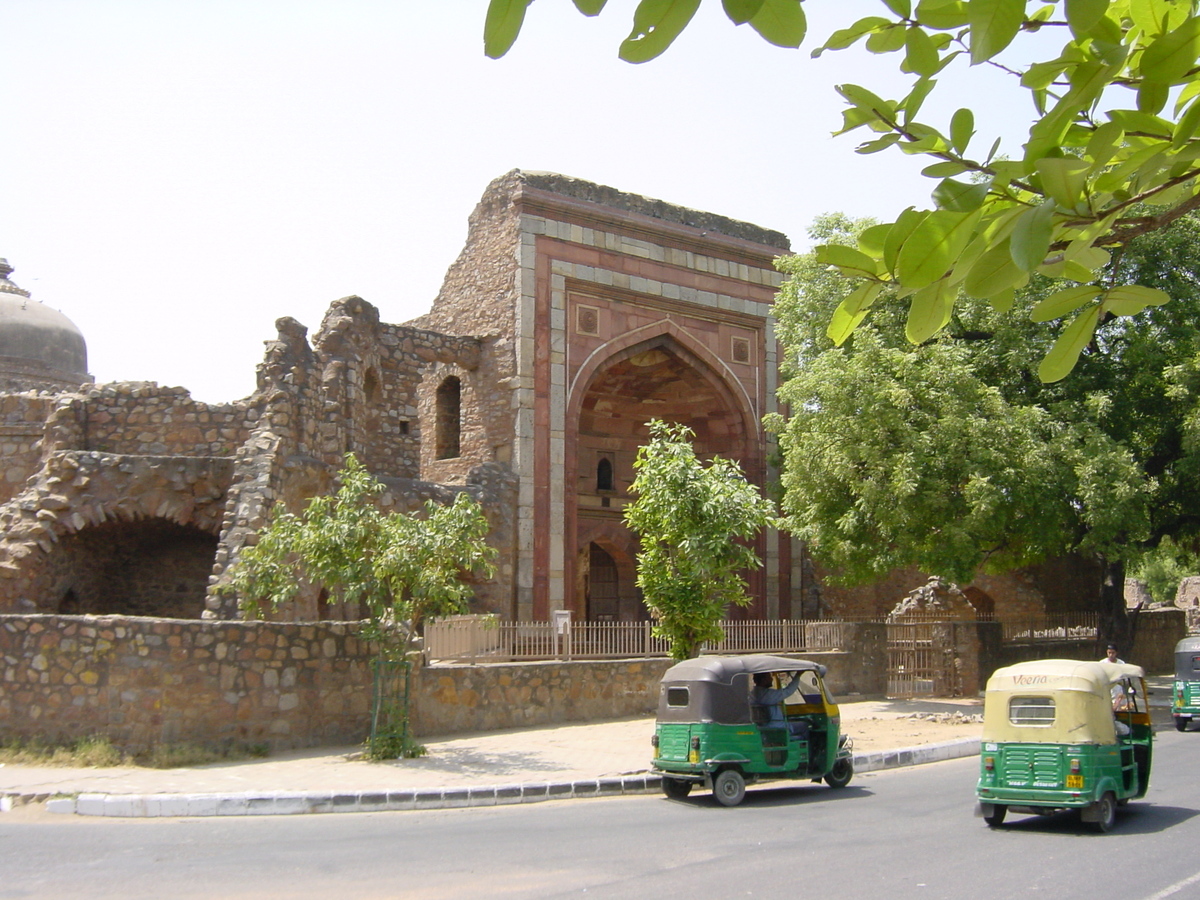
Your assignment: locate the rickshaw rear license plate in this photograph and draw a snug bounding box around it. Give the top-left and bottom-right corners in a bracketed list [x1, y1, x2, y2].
[1066, 774, 1083, 788]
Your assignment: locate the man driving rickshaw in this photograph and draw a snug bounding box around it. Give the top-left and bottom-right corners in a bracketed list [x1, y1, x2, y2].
[651, 655, 853, 807]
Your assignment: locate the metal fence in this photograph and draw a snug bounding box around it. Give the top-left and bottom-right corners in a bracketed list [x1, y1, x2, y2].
[1000, 612, 1099, 643]
[424, 617, 858, 664]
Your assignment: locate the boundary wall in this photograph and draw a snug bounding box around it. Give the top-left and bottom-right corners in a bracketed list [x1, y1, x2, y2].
[1, 616, 891, 750]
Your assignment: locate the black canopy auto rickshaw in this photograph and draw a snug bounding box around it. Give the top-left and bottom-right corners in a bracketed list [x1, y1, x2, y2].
[1172, 636, 1200, 731]
[651, 655, 853, 806]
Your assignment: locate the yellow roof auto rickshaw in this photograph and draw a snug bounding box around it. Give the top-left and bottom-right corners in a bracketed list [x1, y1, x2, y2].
[976, 659, 1152, 833]
[651, 655, 853, 807]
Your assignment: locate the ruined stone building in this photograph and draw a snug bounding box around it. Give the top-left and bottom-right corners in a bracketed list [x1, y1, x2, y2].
[0, 171, 1111, 628]
[0, 171, 811, 625]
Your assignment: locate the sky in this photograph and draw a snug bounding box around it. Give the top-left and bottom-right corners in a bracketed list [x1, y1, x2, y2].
[1, 1, 1033, 403]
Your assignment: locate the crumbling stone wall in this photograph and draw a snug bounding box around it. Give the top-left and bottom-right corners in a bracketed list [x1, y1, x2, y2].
[0, 452, 232, 613]
[0, 615, 375, 752]
[0, 393, 55, 504]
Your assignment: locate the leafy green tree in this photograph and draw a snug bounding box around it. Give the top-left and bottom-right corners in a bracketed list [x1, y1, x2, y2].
[624, 420, 778, 659]
[488, 0, 1200, 380]
[223, 454, 495, 757]
[769, 212, 1200, 645]
[228, 454, 495, 658]
[1132, 538, 1200, 605]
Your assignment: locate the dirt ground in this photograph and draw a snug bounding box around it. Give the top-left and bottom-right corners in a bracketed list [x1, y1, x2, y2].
[839, 699, 984, 753]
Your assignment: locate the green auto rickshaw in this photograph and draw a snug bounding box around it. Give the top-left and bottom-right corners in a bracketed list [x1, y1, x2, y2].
[1172, 635, 1200, 731]
[976, 659, 1152, 833]
[651, 655, 853, 807]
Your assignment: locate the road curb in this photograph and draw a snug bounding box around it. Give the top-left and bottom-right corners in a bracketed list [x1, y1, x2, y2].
[7, 737, 985, 818]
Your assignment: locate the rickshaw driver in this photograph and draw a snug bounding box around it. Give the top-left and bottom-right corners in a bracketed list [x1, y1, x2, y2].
[751, 672, 809, 738]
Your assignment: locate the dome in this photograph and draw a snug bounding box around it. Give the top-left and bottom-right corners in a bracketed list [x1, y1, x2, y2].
[0, 259, 89, 388]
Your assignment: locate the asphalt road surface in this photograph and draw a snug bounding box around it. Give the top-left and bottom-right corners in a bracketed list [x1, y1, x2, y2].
[3, 730, 1200, 900]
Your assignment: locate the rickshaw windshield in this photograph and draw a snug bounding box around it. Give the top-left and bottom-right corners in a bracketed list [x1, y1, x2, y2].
[982, 659, 1145, 745]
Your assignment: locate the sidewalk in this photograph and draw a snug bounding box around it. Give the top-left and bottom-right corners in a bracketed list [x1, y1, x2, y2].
[0, 694, 990, 818]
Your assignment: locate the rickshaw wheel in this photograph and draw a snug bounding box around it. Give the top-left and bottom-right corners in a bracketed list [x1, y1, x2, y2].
[824, 757, 853, 789]
[1091, 792, 1117, 834]
[1175, 717, 1190, 732]
[983, 805, 1007, 827]
[662, 777, 693, 800]
[713, 769, 746, 807]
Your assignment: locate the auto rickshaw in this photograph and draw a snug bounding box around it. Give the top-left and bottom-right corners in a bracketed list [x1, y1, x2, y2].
[651, 655, 853, 807]
[1171, 635, 1200, 731]
[975, 659, 1152, 833]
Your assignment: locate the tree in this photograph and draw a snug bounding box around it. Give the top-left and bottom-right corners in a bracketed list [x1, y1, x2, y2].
[487, 0, 1200, 380]
[623, 420, 778, 659]
[222, 454, 495, 756]
[768, 212, 1200, 644]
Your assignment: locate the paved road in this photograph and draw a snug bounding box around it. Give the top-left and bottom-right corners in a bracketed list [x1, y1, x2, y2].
[3, 729, 1198, 900]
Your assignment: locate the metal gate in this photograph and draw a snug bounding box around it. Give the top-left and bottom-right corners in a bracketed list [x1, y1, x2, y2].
[886, 620, 960, 698]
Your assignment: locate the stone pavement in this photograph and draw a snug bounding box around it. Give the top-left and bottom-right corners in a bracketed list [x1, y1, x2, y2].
[0, 694, 993, 819]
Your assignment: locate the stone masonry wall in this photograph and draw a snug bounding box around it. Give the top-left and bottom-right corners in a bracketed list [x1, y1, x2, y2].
[0, 393, 55, 504]
[0, 615, 375, 752]
[1, 615, 890, 751]
[61, 384, 259, 458]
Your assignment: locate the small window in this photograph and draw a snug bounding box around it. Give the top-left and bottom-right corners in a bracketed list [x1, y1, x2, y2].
[596, 457, 614, 492]
[1009, 696, 1055, 726]
[666, 687, 690, 708]
[1192, 655, 1200, 674]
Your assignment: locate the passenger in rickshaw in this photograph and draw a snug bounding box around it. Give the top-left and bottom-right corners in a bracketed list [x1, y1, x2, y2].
[751, 672, 809, 738]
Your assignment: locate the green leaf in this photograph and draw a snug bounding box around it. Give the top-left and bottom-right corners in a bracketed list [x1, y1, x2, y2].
[1038, 306, 1100, 382]
[1173, 96, 1200, 148]
[988, 287, 1016, 312]
[1130, 0, 1191, 37]
[856, 134, 903, 153]
[1106, 108, 1173, 138]
[484, 0, 535, 59]
[722, 0, 765, 24]
[1138, 80, 1170, 115]
[812, 16, 892, 55]
[905, 25, 942, 75]
[1102, 284, 1171, 316]
[1035, 157, 1090, 208]
[837, 83, 892, 118]
[932, 177, 991, 211]
[573, 0, 608, 13]
[915, 0, 970, 30]
[867, 25, 908, 53]
[1009, 200, 1056, 271]
[827, 283, 884, 345]
[905, 279, 956, 343]
[1140, 15, 1200, 85]
[1066, 0, 1109, 38]
[858, 224, 894, 258]
[963, 238, 1026, 297]
[922, 160, 968, 177]
[884, 208, 927, 275]
[896, 209, 982, 289]
[902, 78, 938, 124]
[967, 0, 1026, 64]
[749, 0, 806, 48]
[950, 108, 975, 154]
[814, 244, 880, 278]
[883, 0, 912, 15]
[1030, 284, 1104, 322]
[619, 0, 702, 63]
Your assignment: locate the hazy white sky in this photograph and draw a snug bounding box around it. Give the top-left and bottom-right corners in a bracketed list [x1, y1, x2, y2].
[2, 1, 1030, 403]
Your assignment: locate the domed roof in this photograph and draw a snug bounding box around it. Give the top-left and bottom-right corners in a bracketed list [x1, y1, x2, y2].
[0, 259, 88, 378]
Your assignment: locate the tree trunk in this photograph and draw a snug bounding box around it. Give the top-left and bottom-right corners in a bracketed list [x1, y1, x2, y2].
[1097, 556, 1130, 656]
